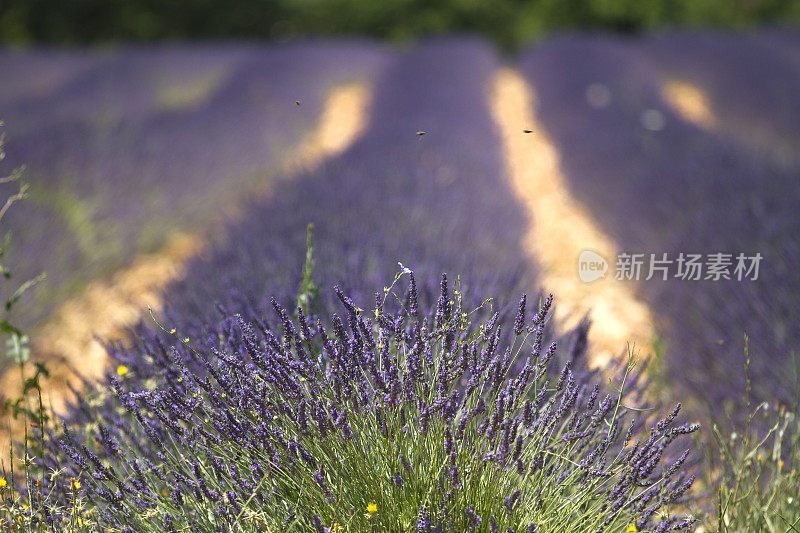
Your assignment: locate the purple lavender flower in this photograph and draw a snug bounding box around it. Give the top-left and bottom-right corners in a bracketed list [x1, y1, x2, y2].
[513, 294, 526, 336]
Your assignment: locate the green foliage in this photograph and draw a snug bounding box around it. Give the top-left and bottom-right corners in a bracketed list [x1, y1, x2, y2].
[713, 339, 800, 532]
[0, 123, 46, 367]
[2, 0, 799, 50]
[296, 222, 321, 317]
[714, 406, 800, 532]
[0, 123, 56, 532]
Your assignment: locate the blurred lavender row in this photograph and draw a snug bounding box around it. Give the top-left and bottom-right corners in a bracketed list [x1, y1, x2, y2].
[158, 38, 539, 335]
[643, 30, 800, 167]
[0, 43, 388, 330]
[519, 34, 800, 420]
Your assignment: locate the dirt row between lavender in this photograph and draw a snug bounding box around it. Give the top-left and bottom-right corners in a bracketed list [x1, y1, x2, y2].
[490, 68, 657, 369]
[660, 79, 717, 130]
[1, 82, 372, 444]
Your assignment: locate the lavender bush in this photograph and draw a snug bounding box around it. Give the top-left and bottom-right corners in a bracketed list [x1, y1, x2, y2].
[4, 270, 698, 532]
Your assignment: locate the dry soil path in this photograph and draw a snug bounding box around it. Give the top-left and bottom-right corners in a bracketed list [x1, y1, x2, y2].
[490, 68, 657, 368]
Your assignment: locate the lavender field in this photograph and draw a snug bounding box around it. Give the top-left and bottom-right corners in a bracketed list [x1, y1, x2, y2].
[1, 32, 799, 531]
[519, 34, 800, 418]
[0, 42, 387, 331]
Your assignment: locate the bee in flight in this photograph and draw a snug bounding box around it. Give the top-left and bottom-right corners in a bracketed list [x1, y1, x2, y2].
[416, 131, 426, 137]
[523, 129, 533, 134]
[295, 100, 301, 106]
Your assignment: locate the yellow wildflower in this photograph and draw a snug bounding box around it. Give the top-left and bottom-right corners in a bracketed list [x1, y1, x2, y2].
[0, 478, 6, 488]
[627, 525, 637, 532]
[71, 477, 81, 490]
[367, 502, 377, 514]
[116, 365, 129, 376]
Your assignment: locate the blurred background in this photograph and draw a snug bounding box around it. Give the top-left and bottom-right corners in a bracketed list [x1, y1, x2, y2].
[2, 0, 800, 49]
[1, 0, 799, 425]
